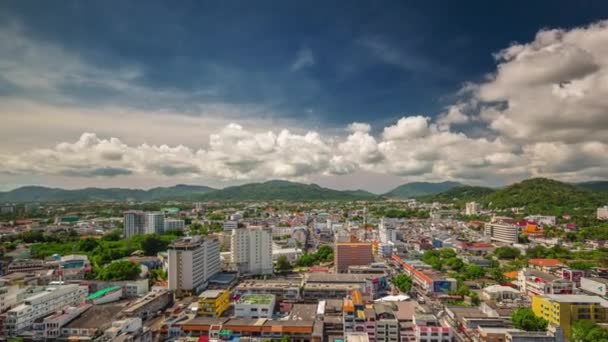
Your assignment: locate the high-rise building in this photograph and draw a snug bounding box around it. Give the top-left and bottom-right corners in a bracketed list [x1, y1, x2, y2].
[123, 210, 146, 238]
[5, 285, 88, 336]
[335, 243, 373, 273]
[145, 212, 165, 235]
[465, 202, 480, 216]
[231, 227, 273, 275]
[167, 236, 220, 294]
[164, 218, 185, 231]
[378, 218, 396, 244]
[484, 222, 519, 244]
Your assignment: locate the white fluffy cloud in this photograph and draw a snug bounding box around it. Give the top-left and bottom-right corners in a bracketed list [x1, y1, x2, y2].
[3, 21, 608, 186]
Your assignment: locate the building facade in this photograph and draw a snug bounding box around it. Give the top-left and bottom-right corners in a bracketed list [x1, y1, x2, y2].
[123, 210, 146, 238]
[484, 222, 519, 244]
[231, 228, 273, 276]
[335, 243, 373, 273]
[167, 237, 220, 294]
[532, 294, 608, 337]
[145, 212, 165, 235]
[5, 285, 88, 336]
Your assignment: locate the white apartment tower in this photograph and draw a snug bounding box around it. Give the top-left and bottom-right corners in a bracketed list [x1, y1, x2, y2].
[146, 212, 165, 234]
[378, 218, 396, 244]
[123, 210, 146, 238]
[231, 227, 273, 275]
[164, 218, 185, 231]
[167, 236, 220, 294]
[465, 201, 480, 216]
[484, 222, 519, 244]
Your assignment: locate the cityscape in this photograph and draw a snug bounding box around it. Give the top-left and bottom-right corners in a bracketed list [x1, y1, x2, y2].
[2, 2, 608, 342]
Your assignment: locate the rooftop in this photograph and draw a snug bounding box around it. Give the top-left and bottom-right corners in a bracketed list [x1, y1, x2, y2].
[542, 294, 608, 305]
[64, 302, 126, 329]
[199, 289, 226, 299]
[528, 258, 563, 267]
[87, 286, 121, 300]
[238, 294, 275, 305]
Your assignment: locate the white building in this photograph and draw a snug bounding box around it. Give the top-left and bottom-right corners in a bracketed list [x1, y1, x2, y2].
[231, 227, 273, 275]
[164, 218, 185, 231]
[123, 210, 146, 238]
[466, 202, 480, 216]
[234, 294, 275, 318]
[167, 236, 220, 294]
[484, 222, 519, 244]
[146, 212, 165, 234]
[524, 215, 557, 226]
[598, 206, 608, 220]
[5, 284, 88, 336]
[580, 277, 608, 297]
[413, 314, 452, 342]
[378, 218, 396, 244]
[223, 220, 238, 231]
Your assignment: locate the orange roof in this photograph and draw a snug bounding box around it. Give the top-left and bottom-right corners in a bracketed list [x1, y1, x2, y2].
[528, 258, 563, 267]
[470, 242, 494, 248]
[504, 271, 518, 280]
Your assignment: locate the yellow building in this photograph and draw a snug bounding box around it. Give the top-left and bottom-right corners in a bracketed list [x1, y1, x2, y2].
[532, 294, 608, 336]
[198, 289, 230, 317]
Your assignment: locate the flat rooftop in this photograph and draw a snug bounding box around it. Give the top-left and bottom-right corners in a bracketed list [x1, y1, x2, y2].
[64, 302, 127, 329]
[238, 294, 275, 305]
[543, 294, 608, 305]
[199, 289, 226, 299]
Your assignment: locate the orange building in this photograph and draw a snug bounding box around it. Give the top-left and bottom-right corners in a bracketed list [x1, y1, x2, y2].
[335, 242, 373, 273]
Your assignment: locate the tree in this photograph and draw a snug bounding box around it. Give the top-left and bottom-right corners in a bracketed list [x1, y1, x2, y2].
[79, 238, 99, 252]
[511, 307, 548, 332]
[99, 260, 141, 281]
[444, 257, 465, 271]
[494, 246, 521, 259]
[275, 256, 292, 272]
[102, 229, 122, 241]
[140, 235, 169, 256]
[571, 320, 608, 342]
[392, 274, 413, 293]
[464, 264, 485, 280]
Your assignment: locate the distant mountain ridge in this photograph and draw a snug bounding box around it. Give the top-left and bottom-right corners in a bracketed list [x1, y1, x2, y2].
[194, 180, 377, 201]
[0, 184, 216, 202]
[383, 181, 462, 199]
[0, 181, 376, 202]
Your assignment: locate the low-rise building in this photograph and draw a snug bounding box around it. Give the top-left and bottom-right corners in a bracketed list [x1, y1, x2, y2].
[5, 284, 88, 336]
[413, 313, 451, 342]
[532, 294, 608, 337]
[234, 294, 276, 319]
[234, 279, 301, 301]
[122, 288, 173, 321]
[198, 289, 230, 317]
[580, 277, 608, 296]
[518, 268, 573, 296]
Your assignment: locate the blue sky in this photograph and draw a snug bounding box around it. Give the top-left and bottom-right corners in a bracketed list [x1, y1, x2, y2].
[1, 1, 608, 192]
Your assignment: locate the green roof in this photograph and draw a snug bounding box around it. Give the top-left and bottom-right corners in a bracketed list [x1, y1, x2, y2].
[240, 294, 274, 305]
[87, 286, 121, 300]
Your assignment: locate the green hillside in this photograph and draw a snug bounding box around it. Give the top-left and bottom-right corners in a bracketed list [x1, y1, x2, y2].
[383, 181, 462, 199]
[484, 178, 608, 215]
[196, 180, 377, 201]
[0, 184, 216, 202]
[418, 185, 496, 204]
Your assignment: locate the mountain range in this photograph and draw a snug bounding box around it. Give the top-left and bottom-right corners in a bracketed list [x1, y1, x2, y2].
[1, 179, 608, 203]
[382, 181, 462, 199]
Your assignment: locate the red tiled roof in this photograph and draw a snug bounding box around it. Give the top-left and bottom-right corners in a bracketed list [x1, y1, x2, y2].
[528, 258, 563, 267]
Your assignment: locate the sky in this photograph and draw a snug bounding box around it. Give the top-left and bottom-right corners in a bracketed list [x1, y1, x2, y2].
[1, 1, 608, 193]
